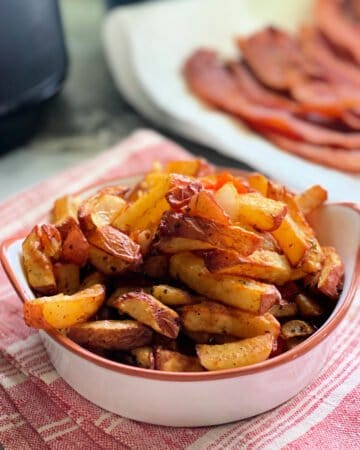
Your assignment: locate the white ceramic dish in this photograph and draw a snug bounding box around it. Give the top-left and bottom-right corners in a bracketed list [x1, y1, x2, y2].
[103, 0, 360, 202]
[1, 175, 359, 427]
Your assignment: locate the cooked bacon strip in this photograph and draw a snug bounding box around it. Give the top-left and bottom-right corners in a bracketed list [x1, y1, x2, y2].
[227, 62, 300, 112]
[315, 0, 360, 64]
[184, 49, 360, 148]
[265, 132, 360, 173]
[343, 109, 360, 129]
[237, 27, 303, 90]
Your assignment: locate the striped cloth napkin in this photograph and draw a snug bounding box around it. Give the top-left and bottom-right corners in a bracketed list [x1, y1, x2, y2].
[0, 129, 359, 449]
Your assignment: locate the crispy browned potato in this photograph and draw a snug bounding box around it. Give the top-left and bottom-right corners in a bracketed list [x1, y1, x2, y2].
[23, 284, 105, 329]
[67, 320, 153, 350]
[157, 211, 261, 256]
[37, 224, 62, 259]
[57, 217, 89, 266]
[131, 346, 155, 369]
[281, 320, 315, 339]
[203, 249, 292, 285]
[235, 193, 287, 231]
[150, 285, 196, 306]
[295, 185, 327, 216]
[53, 263, 80, 294]
[112, 291, 180, 338]
[107, 286, 150, 307]
[294, 293, 324, 317]
[187, 190, 230, 225]
[269, 303, 298, 318]
[78, 191, 126, 232]
[143, 255, 169, 278]
[305, 246, 344, 299]
[155, 348, 203, 372]
[88, 246, 139, 275]
[52, 195, 80, 225]
[170, 252, 281, 314]
[196, 334, 273, 370]
[180, 301, 280, 338]
[22, 226, 57, 295]
[247, 173, 268, 196]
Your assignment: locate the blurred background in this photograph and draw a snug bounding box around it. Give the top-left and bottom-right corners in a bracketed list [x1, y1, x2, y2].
[0, 0, 242, 202]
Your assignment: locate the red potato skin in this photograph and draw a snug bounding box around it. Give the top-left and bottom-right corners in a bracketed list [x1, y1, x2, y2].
[57, 217, 89, 266]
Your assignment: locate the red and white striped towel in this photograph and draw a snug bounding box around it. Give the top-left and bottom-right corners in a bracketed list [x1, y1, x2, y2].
[0, 129, 359, 450]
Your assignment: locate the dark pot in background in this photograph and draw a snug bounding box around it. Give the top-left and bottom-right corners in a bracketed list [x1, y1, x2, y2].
[0, 0, 68, 152]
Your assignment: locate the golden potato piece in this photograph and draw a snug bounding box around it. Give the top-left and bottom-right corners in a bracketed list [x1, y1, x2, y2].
[170, 252, 281, 314]
[295, 185, 327, 216]
[214, 182, 241, 221]
[235, 193, 287, 231]
[107, 286, 150, 307]
[22, 226, 57, 295]
[52, 195, 80, 225]
[164, 159, 211, 176]
[80, 271, 107, 290]
[67, 320, 152, 350]
[78, 192, 126, 232]
[305, 246, 344, 299]
[187, 190, 230, 225]
[196, 334, 273, 371]
[38, 224, 62, 260]
[281, 320, 314, 339]
[157, 211, 261, 256]
[23, 284, 105, 329]
[180, 301, 280, 338]
[88, 246, 138, 275]
[203, 249, 292, 285]
[294, 293, 324, 317]
[247, 173, 268, 196]
[57, 217, 89, 266]
[131, 346, 155, 369]
[155, 348, 203, 372]
[151, 285, 195, 306]
[53, 263, 80, 294]
[269, 303, 298, 318]
[113, 292, 180, 339]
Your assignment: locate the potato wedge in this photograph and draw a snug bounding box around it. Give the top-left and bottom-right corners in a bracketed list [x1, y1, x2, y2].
[203, 249, 292, 285]
[52, 195, 80, 225]
[131, 346, 155, 369]
[295, 185, 327, 216]
[305, 246, 344, 299]
[180, 301, 280, 338]
[196, 334, 273, 371]
[88, 244, 140, 275]
[67, 320, 152, 350]
[107, 286, 150, 307]
[113, 291, 180, 338]
[187, 190, 230, 225]
[78, 192, 127, 232]
[235, 193, 287, 231]
[214, 182, 241, 221]
[170, 252, 281, 314]
[155, 348, 204, 372]
[80, 271, 107, 289]
[269, 303, 298, 318]
[247, 173, 268, 196]
[22, 226, 57, 295]
[23, 284, 105, 329]
[151, 285, 196, 306]
[157, 211, 261, 256]
[281, 320, 315, 339]
[112, 173, 171, 233]
[164, 159, 211, 177]
[57, 217, 89, 266]
[294, 293, 324, 317]
[86, 225, 141, 264]
[53, 263, 80, 294]
[37, 224, 62, 260]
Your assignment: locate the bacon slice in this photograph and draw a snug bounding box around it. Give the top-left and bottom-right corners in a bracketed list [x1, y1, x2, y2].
[237, 27, 303, 90]
[184, 49, 360, 148]
[315, 0, 360, 64]
[266, 132, 360, 173]
[343, 109, 360, 129]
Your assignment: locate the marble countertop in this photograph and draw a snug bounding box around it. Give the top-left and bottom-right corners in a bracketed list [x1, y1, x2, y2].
[0, 0, 249, 203]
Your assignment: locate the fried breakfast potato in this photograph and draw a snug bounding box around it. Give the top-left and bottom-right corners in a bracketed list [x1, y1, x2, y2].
[170, 252, 281, 314]
[196, 334, 274, 371]
[155, 348, 204, 372]
[21, 159, 343, 373]
[131, 346, 155, 369]
[203, 249, 292, 285]
[180, 301, 280, 338]
[67, 320, 153, 350]
[53, 263, 80, 295]
[24, 284, 105, 329]
[52, 194, 80, 225]
[112, 291, 180, 339]
[22, 225, 57, 295]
